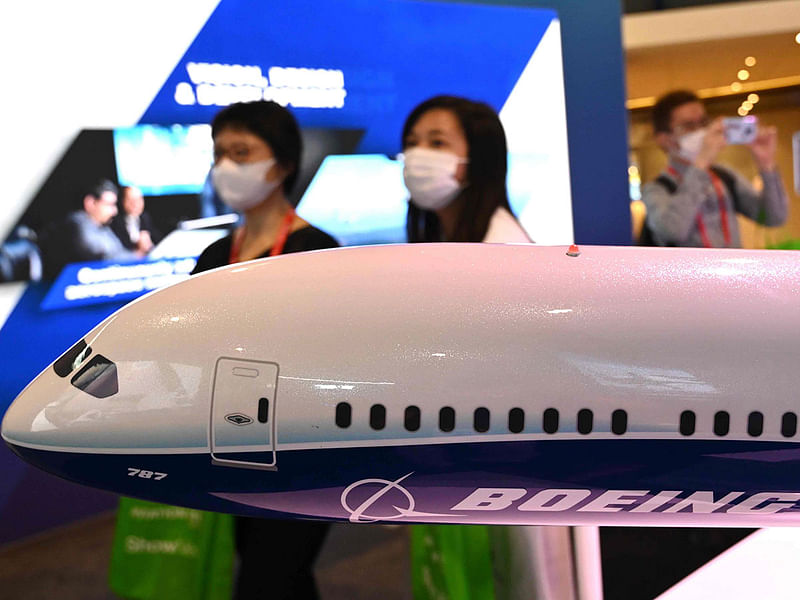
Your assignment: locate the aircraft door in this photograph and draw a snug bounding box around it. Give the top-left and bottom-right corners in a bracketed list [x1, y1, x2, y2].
[211, 358, 278, 469]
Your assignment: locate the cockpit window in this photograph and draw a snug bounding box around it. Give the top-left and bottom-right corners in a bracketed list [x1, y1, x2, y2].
[53, 339, 92, 378]
[70, 355, 118, 398]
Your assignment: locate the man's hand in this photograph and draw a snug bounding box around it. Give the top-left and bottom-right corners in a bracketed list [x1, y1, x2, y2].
[750, 125, 778, 172]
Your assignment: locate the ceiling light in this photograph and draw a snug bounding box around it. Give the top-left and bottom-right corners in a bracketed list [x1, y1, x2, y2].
[737, 69, 750, 81]
[742, 101, 753, 110]
[795, 32, 800, 44]
[745, 56, 757, 67]
[731, 82, 743, 92]
[737, 106, 749, 116]
[748, 93, 759, 104]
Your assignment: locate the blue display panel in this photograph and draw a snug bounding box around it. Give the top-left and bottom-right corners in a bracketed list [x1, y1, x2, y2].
[141, 0, 552, 147]
[19, 1, 577, 309]
[140, 0, 575, 245]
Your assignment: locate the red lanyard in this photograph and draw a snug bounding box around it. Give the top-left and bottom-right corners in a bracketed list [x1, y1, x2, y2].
[228, 208, 295, 264]
[667, 166, 731, 248]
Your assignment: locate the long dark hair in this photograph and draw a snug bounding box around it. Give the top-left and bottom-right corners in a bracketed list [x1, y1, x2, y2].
[403, 95, 513, 242]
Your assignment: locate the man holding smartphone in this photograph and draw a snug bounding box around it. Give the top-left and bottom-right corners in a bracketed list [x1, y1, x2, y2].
[641, 89, 788, 247]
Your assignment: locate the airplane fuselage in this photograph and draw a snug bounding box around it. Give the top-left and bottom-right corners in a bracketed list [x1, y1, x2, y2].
[4, 244, 800, 526]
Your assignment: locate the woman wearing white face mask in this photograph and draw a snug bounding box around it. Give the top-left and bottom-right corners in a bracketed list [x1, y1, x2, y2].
[402, 95, 531, 244]
[403, 98, 577, 600]
[191, 101, 336, 600]
[192, 100, 338, 275]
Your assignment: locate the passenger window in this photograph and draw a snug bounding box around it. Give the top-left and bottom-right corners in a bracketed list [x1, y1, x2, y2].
[747, 411, 763, 437]
[508, 408, 524, 434]
[405, 406, 421, 432]
[713, 411, 730, 436]
[611, 409, 627, 435]
[370, 404, 386, 430]
[679, 410, 696, 436]
[70, 355, 118, 398]
[543, 408, 559, 434]
[577, 409, 593, 434]
[474, 407, 490, 433]
[782, 412, 797, 437]
[439, 407, 455, 432]
[335, 402, 351, 428]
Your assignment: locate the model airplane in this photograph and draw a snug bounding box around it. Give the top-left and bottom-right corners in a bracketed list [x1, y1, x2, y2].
[3, 243, 800, 526]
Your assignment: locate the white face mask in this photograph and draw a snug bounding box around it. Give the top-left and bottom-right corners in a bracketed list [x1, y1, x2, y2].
[677, 129, 706, 162]
[402, 147, 467, 211]
[212, 158, 279, 212]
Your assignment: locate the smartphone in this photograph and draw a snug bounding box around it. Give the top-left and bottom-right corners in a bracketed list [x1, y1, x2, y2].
[723, 116, 758, 145]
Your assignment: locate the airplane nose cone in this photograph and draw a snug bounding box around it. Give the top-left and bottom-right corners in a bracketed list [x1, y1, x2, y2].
[3, 336, 103, 447]
[3, 328, 211, 463]
[1, 358, 85, 451]
[1, 333, 125, 457]
[1, 345, 150, 490]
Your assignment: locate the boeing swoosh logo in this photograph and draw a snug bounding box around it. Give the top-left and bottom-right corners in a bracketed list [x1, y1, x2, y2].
[340, 473, 465, 523]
